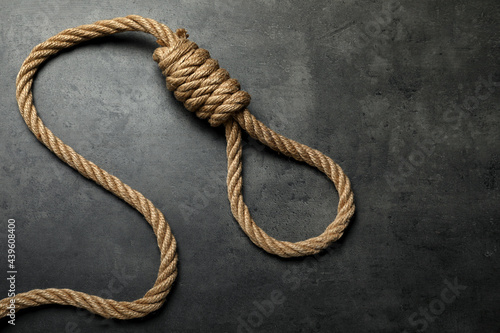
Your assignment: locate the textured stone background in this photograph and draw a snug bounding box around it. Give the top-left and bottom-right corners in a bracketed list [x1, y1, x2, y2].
[1, 0, 499, 332]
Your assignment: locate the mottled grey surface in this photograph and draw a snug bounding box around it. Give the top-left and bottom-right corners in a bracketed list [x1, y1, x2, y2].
[1, 0, 499, 332]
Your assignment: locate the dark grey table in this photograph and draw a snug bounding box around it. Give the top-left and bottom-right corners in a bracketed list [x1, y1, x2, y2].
[1, 1, 499, 332]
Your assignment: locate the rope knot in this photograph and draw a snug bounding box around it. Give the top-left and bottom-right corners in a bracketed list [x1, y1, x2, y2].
[153, 33, 250, 127]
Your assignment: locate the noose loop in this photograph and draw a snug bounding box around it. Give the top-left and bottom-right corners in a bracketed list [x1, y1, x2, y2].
[1, 15, 355, 320]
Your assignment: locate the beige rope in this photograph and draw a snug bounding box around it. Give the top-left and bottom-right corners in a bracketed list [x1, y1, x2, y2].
[1, 15, 355, 320]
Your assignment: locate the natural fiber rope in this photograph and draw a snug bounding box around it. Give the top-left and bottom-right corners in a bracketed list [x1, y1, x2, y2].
[1, 15, 355, 320]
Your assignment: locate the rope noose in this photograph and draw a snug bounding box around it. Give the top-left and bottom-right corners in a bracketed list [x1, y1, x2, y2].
[1, 15, 355, 320]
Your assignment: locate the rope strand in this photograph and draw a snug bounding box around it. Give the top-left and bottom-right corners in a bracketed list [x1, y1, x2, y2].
[1, 15, 355, 320]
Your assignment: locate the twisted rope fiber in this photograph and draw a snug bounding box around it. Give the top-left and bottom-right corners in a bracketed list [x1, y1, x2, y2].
[1, 15, 355, 320]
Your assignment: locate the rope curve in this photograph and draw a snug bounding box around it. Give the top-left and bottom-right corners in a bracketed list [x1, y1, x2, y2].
[1, 15, 355, 320]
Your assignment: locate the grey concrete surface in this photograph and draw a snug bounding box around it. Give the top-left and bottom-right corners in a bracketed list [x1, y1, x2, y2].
[1, 0, 499, 332]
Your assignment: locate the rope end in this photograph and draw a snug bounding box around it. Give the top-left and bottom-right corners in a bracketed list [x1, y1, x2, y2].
[175, 28, 189, 39]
